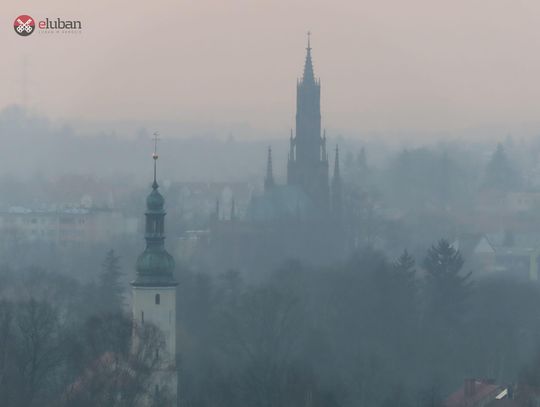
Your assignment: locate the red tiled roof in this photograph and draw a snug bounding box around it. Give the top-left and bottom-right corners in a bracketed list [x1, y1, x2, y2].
[445, 380, 502, 407]
[487, 400, 520, 407]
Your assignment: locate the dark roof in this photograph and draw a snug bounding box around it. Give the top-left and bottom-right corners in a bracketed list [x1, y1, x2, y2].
[486, 400, 520, 407]
[445, 380, 501, 407]
[246, 185, 315, 222]
[453, 233, 494, 256]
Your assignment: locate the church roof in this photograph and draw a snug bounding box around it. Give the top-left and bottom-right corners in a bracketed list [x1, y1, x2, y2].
[146, 185, 165, 213]
[302, 31, 316, 84]
[247, 185, 315, 222]
[134, 248, 176, 287]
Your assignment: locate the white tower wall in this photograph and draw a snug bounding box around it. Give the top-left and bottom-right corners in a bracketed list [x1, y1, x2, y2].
[132, 286, 176, 361]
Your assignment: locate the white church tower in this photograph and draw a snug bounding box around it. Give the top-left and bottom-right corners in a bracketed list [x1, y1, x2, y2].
[131, 134, 178, 405]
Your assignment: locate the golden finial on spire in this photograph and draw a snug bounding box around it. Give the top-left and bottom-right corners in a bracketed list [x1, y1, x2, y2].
[152, 131, 160, 160]
[152, 131, 160, 187]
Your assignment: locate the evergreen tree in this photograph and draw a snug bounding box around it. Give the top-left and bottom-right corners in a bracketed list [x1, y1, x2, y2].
[483, 143, 519, 191]
[393, 250, 416, 280]
[423, 240, 472, 325]
[389, 250, 419, 366]
[98, 249, 124, 312]
[392, 250, 417, 314]
[422, 240, 472, 385]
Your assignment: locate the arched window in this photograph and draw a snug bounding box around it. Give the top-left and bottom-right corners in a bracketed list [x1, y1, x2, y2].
[155, 293, 160, 305]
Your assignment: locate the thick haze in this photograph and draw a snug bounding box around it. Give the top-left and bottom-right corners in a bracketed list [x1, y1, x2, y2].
[3, 0, 540, 135]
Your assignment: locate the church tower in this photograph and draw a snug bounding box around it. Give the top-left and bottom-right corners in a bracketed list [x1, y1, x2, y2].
[287, 32, 330, 214]
[131, 134, 178, 405]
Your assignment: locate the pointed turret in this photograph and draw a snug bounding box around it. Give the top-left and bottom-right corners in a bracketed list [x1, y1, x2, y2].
[331, 145, 342, 221]
[333, 145, 341, 180]
[322, 129, 327, 161]
[288, 131, 295, 184]
[289, 129, 295, 160]
[264, 146, 275, 191]
[302, 31, 315, 84]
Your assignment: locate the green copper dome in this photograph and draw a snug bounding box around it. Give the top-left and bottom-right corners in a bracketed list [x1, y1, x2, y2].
[146, 185, 165, 212]
[133, 247, 176, 287]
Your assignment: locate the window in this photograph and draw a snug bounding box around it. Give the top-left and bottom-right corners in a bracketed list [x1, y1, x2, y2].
[155, 293, 160, 305]
[141, 311, 144, 323]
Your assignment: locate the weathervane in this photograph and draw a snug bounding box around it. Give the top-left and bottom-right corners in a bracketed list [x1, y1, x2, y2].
[152, 131, 160, 187]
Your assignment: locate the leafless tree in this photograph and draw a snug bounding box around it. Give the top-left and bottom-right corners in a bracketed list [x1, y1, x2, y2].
[61, 314, 173, 407]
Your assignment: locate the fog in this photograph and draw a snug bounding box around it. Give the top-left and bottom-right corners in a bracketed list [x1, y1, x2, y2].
[4, 1, 540, 407]
[3, 0, 540, 133]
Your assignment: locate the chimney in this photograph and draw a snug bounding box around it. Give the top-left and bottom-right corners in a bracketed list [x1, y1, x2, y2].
[464, 379, 476, 397]
[508, 384, 514, 400]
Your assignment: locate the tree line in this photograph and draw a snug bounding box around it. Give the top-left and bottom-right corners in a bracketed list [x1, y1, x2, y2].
[1, 242, 540, 406]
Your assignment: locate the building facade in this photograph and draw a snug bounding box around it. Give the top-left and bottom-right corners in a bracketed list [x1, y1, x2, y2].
[0, 206, 137, 245]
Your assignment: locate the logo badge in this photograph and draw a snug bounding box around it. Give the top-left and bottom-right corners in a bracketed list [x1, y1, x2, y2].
[14, 15, 35, 36]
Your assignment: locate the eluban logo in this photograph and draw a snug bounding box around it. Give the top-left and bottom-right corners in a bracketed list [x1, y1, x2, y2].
[38, 18, 82, 30]
[14, 15, 82, 36]
[14, 15, 35, 36]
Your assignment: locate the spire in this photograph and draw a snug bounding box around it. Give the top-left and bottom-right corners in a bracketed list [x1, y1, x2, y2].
[132, 133, 176, 287]
[333, 145, 341, 180]
[322, 129, 327, 161]
[152, 132, 159, 189]
[332, 145, 343, 221]
[289, 129, 295, 161]
[302, 31, 315, 83]
[265, 146, 275, 191]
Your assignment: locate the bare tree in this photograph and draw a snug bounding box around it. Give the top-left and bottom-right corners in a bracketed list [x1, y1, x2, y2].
[62, 314, 172, 407]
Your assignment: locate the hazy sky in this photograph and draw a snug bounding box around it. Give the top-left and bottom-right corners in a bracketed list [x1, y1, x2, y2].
[3, 0, 540, 135]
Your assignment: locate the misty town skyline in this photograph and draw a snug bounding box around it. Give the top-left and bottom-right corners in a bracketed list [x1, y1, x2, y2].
[5, 2, 540, 407]
[3, 0, 540, 137]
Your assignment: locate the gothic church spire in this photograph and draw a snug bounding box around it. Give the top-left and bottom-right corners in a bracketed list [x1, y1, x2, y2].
[331, 145, 342, 220]
[265, 146, 275, 191]
[302, 31, 315, 83]
[333, 145, 341, 181]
